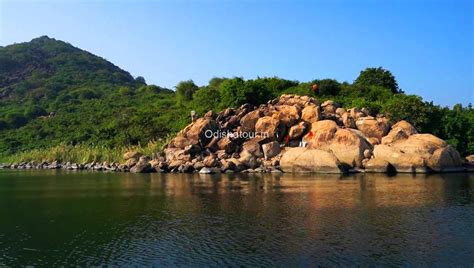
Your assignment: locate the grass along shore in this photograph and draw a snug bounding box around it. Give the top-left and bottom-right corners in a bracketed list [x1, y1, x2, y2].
[0, 136, 173, 164]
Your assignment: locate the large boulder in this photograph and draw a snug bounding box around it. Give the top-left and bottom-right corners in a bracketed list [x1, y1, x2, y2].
[226, 158, 246, 172]
[238, 150, 260, 169]
[203, 155, 219, 168]
[130, 156, 152, 173]
[274, 105, 300, 127]
[185, 117, 219, 146]
[347, 107, 366, 120]
[466, 155, 474, 164]
[280, 148, 345, 173]
[381, 120, 418, 145]
[363, 158, 393, 173]
[170, 117, 219, 149]
[301, 106, 321, 123]
[341, 113, 356, 129]
[217, 137, 238, 154]
[303, 120, 370, 167]
[355, 117, 390, 144]
[373, 144, 428, 173]
[241, 136, 269, 158]
[123, 151, 142, 161]
[392, 134, 447, 157]
[321, 100, 339, 114]
[168, 160, 185, 170]
[255, 116, 283, 138]
[427, 146, 463, 172]
[240, 110, 262, 133]
[262, 141, 281, 160]
[329, 129, 372, 167]
[170, 136, 196, 149]
[288, 121, 307, 140]
[373, 134, 462, 172]
[221, 115, 240, 130]
[303, 120, 338, 148]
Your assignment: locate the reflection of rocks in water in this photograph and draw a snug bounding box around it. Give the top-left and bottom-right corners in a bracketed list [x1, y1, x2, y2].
[136, 173, 474, 210]
[1, 171, 473, 266]
[439, 172, 473, 205]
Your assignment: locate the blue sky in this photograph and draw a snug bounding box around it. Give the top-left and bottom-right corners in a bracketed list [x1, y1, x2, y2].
[0, 0, 472, 106]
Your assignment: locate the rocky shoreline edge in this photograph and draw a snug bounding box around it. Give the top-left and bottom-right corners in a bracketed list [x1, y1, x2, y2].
[2, 94, 474, 175]
[0, 159, 473, 174]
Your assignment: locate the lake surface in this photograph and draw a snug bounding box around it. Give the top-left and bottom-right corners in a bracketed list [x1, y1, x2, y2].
[0, 170, 473, 266]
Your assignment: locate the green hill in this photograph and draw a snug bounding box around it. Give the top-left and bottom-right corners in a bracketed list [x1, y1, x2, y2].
[0, 36, 472, 161]
[0, 36, 140, 101]
[0, 36, 180, 156]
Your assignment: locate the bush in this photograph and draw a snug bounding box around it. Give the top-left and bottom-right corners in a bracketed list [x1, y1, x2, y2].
[282, 83, 313, 96]
[176, 80, 198, 104]
[218, 77, 246, 108]
[4, 112, 27, 128]
[24, 105, 47, 118]
[118, 86, 133, 96]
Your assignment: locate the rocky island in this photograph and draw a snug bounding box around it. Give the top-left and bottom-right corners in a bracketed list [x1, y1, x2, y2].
[4, 94, 470, 174]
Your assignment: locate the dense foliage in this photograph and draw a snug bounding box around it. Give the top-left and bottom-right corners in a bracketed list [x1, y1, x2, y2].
[0, 36, 472, 161]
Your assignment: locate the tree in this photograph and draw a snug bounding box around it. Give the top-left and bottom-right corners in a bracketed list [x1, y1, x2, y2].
[241, 79, 272, 106]
[176, 80, 198, 104]
[192, 87, 221, 114]
[314, 79, 341, 96]
[135, 76, 146, 85]
[218, 78, 272, 108]
[254, 77, 299, 98]
[381, 94, 433, 131]
[208, 77, 227, 89]
[218, 77, 246, 108]
[137, 85, 171, 94]
[74, 88, 99, 100]
[438, 104, 474, 156]
[355, 67, 400, 93]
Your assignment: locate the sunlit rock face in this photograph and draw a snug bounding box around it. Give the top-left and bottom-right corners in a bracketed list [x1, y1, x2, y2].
[158, 94, 464, 174]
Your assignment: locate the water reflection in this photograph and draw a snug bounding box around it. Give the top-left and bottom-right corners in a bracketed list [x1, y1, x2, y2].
[0, 170, 473, 266]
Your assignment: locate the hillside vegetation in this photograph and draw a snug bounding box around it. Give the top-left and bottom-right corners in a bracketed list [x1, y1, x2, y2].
[0, 36, 472, 162]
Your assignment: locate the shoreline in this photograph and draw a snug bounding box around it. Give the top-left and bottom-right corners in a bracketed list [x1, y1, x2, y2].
[1, 161, 473, 174]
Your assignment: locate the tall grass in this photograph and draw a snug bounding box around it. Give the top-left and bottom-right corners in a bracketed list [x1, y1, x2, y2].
[0, 134, 174, 164]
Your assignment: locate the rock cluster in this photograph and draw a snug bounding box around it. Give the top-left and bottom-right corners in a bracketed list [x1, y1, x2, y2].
[1, 94, 473, 174]
[143, 94, 469, 174]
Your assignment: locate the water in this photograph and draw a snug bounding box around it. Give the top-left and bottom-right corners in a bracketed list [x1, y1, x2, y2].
[0, 170, 473, 266]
